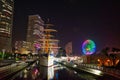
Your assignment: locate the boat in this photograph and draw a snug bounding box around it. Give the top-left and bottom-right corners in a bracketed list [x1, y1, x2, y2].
[39, 23, 59, 67]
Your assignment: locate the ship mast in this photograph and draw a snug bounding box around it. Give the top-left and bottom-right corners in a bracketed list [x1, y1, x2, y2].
[42, 22, 57, 53]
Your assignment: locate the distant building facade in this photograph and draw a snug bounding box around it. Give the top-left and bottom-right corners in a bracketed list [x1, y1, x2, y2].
[26, 15, 44, 53]
[15, 41, 31, 54]
[0, 0, 14, 52]
[65, 42, 72, 56]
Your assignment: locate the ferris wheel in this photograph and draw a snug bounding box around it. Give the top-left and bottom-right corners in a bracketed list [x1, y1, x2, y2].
[82, 39, 96, 55]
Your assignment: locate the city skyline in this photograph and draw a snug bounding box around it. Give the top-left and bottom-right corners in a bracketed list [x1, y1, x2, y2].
[13, 0, 120, 54]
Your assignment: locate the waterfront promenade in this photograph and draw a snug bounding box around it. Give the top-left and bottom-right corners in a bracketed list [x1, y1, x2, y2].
[56, 60, 120, 79]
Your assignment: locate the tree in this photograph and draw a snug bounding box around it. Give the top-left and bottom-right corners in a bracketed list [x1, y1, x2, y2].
[110, 47, 120, 66]
[101, 47, 119, 67]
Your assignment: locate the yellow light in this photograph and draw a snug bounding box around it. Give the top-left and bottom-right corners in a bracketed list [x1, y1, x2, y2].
[97, 59, 100, 62]
[107, 59, 110, 62]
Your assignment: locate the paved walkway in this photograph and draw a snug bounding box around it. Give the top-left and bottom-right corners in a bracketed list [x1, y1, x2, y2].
[0, 60, 15, 67]
[74, 62, 120, 79]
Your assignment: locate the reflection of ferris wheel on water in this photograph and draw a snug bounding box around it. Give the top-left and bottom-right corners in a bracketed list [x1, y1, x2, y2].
[82, 39, 96, 55]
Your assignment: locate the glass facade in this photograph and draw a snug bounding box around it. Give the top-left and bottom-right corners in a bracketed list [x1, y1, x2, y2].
[0, 0, 14, 52]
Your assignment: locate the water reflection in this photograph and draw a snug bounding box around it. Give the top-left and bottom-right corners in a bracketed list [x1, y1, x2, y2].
[18, 64, 65, 80]
[23, 69, 28, 78]
[12, 62, 114, 80]
[12, 63, 86, 80]
[32, 67, 39, 79]
[39, 66, 54, 80]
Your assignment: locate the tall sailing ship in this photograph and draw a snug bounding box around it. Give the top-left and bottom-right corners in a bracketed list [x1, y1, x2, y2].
[39, 23, 59, 66]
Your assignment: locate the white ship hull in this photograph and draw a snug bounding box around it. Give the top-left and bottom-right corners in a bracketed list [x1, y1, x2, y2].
[40, 54, 54, 67]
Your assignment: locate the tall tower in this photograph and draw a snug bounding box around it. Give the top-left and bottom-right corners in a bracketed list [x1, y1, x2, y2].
[0, 0, 14, 52]
[26, 15, 44, 53]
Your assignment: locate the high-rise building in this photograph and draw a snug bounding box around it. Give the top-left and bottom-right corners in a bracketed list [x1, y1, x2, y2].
[0, 0, 14, 52]
[26, 15, 44, 53]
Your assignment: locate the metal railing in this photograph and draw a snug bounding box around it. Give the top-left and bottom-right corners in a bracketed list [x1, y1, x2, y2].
[75, 62, 120, 79]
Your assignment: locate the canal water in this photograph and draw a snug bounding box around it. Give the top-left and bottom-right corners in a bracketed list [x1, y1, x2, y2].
[10, 62, 120, 80]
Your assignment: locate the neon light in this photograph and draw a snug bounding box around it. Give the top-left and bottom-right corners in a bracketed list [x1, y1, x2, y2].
[34, 43, 41, 50]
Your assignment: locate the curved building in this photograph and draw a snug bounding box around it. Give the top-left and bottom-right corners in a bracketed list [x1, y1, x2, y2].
[26, 15, 44, 54]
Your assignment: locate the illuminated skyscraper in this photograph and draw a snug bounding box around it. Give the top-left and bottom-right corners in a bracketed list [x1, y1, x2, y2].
[26, 15, 44, 53]
[0, 0, 14, 52]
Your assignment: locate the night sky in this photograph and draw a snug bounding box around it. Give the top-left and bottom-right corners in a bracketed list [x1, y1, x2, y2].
[13, 0, 120, 54]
